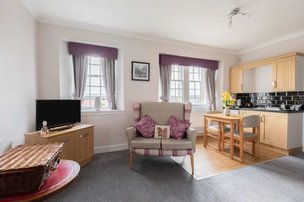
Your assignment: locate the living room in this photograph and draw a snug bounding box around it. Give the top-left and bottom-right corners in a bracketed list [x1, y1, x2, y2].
[1, 0, 304, 201]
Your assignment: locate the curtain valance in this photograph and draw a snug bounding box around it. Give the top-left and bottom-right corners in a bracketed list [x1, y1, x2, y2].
[68, 42, 118, 59]
[159, 54, 218, 70]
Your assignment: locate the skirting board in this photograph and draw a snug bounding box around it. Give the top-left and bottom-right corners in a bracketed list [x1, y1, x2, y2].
[94, 143, 128, 154]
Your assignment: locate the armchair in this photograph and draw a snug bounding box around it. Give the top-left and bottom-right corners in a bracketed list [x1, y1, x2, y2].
[125, 102, 197, 175]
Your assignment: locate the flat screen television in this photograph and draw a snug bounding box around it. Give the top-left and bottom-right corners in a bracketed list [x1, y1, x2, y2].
[36, 99, 81, 131]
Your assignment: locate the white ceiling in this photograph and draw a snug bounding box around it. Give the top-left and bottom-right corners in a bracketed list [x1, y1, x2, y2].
[20, 0, 304, 54]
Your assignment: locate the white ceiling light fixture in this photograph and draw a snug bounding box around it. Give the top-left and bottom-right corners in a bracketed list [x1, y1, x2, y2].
[228, 7, 251, 27]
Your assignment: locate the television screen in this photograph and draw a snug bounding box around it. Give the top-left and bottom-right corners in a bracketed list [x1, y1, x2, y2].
[36, 99, 81, 130]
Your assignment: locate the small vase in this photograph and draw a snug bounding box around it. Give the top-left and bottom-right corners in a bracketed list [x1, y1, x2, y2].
[94, 96, 101, 111]
[224, 106, 230, 116]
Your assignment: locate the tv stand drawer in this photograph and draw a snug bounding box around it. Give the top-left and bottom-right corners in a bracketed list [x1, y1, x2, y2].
[25, 124, 94, 167]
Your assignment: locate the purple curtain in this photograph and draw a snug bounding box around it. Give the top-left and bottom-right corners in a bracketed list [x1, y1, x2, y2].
[68, 42, 118, 59]
[159, 64, 172, 102]
[159, 54, 218, 70]
[205, 69, 216, 110]
[73, 55, 88, 100]
[102, 59, 117, 110]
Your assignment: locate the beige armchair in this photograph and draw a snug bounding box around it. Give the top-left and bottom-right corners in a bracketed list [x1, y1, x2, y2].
[125, 102, 197, 175]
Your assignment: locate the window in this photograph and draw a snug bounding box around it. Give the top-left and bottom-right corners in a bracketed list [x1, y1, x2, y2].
[170, 66, 184, 103]
[170, 65, 207, 106]
[82, 56, 108, 110]
[189, 67, 205, 105]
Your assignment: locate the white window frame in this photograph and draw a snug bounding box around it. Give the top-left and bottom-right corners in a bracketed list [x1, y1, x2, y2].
[170, 66, 184, 103]
[82, 56, 108, 111]
[169, 65, 207, 108]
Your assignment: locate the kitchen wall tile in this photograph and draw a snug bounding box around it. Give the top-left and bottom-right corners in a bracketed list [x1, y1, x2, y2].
[277, 92, 287, 96]
[287, 92, 298, 96]
[236, 91, 304, 107]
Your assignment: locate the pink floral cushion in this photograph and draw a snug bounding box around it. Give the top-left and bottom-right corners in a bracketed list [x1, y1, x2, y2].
[168, 115, 191, 140]
[134, 115, 156, 138]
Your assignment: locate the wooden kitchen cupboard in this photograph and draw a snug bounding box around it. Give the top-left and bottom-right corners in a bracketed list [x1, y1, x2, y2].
[272, 55, 304, 92]
[240, 110, 302, 154]
[272, 56, 295, 91]
[230, 52, 304, 93]
[262, 112, 287, 149]
[230, 66, 243, 93]
[25, 124, 94, 166]
[239, 110, 265, 144]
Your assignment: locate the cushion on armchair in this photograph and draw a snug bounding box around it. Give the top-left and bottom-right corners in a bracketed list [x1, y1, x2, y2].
[168, 115, 191, 140]
[154, 125, 170, 138]
[134, 115, 156, 138]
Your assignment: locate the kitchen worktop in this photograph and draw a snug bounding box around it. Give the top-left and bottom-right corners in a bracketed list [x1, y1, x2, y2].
[231, 107, 304, 113]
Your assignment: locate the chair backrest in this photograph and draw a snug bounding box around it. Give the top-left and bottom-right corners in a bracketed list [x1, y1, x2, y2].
[133, 102, 191, 125]
[141, 102, 184, 125]
[243, 115, 260, 128]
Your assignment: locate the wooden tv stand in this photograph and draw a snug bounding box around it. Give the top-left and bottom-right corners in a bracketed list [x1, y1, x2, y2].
[25, 124, 94, 166]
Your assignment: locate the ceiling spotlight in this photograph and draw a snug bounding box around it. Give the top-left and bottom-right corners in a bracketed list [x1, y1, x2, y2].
[228, 7, 251, 27]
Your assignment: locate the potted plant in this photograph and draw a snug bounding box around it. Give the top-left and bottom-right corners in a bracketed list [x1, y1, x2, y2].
[221, 91, 236, 116]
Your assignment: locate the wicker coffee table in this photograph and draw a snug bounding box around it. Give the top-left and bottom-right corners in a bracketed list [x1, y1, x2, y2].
[0, 160, 80, 201]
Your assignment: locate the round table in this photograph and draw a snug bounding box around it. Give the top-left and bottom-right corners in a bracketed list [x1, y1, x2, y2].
[0, 160, 80, 202]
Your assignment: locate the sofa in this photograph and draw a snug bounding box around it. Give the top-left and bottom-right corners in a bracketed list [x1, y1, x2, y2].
[125, 102, 198, 175]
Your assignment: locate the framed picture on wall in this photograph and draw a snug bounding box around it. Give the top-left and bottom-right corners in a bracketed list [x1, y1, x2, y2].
[131, 61, 150, 81]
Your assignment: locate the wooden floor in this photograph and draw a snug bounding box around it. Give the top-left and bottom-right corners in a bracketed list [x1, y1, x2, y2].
[172, 136, 286, 179]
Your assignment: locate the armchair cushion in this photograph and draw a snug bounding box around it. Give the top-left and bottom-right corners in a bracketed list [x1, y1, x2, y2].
[162, 138, 192, 150]
[134, 115, 156, 138]
[131, 137, 161, 149]
[168, 115, 191, 140]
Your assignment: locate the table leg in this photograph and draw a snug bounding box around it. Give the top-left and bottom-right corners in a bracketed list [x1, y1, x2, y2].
[218, 122, 223, 151]
[239, 123, 244, 161]
[230, 121, 235, 159]
[203, 117, 208, 148]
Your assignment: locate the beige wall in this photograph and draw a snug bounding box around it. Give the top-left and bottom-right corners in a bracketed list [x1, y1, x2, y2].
[37, 22, 238, 153]
[0, 0, 37, 153]
[240, 34, 304, 63]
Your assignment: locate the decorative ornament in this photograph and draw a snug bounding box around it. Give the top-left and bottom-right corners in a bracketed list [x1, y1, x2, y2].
[40, 120, 49, 135]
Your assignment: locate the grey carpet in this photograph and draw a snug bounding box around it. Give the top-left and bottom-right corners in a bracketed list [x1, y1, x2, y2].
[46, 151, 304, 202]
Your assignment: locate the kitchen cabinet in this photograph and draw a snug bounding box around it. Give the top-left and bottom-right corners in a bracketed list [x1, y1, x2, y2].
[262, 112, 288, 148]
[272, 56, 295, 91]
[272, 55, 304, 92]
[240, 110, 302, 154]
[25, 124, 94, 166]
[230, 66, 243, 93]
[240, 110, 265, 144]
[240, 110, 287, 148]
[230, 52, 304, 93]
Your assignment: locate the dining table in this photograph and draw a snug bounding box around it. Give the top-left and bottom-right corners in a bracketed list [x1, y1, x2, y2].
[203, 113, 243, 160]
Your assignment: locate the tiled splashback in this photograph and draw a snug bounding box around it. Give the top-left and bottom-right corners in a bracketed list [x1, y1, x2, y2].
[235, 91, 304, 107]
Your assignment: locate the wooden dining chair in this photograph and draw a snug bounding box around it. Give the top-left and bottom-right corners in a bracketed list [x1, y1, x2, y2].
[222, 115, 260, 161]
[204, 110, 227, 151]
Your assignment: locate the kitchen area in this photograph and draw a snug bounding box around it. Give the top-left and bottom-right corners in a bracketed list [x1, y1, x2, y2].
[230, 52, 304, 155]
